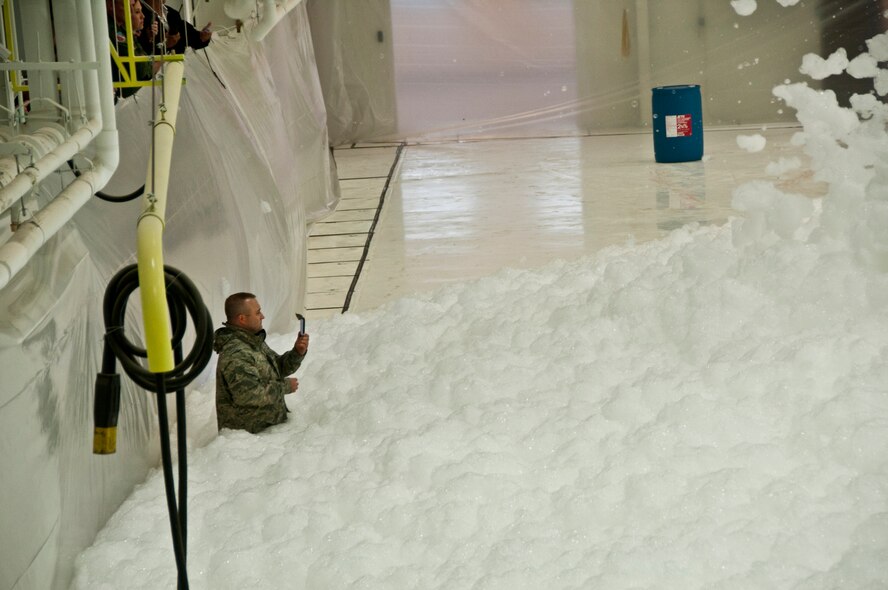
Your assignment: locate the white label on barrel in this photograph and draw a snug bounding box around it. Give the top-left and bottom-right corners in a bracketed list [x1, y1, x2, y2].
[665, 114, 692, 138]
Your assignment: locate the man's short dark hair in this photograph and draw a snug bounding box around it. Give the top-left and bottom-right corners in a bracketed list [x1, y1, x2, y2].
[224, 292, 256, 321]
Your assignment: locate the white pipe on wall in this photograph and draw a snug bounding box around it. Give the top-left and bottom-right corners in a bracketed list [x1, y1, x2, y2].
[181, 0, 194, 24]
[0, 118, 101, 214]
[0, 123, 66, 206]
[51, 0, 87, 124]
[78, 0, 119, 193]
[223, 0, 254, 20]
[249, 0, 304, 42]
[0, 0, 105, 216]
[18, 0, 57, 117]
[0, 0, 118, 290]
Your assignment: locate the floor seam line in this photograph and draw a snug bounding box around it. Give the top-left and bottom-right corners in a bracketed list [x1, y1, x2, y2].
[342, 142, 406, 313]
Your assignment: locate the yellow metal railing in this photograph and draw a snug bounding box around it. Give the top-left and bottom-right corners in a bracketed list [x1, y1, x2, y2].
[1, 0, 183, 94]
[108, 0, 183, 91]
[1, 0, 24, 93]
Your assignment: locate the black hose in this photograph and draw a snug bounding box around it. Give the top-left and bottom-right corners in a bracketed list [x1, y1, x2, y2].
[95, 184, 146, 203]
[66, 160, 145, 203]
[154, 373, 189, 589]
[97, 264, 213, 589]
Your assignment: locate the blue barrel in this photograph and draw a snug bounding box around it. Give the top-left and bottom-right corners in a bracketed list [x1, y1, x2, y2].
[651, 84, 703, 163]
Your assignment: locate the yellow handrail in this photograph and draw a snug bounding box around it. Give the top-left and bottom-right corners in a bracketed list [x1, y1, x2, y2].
[1, 0, 23, 93]
[109, 0, 184, 91]
[1, 0, 184, 94]
[108, 45, 184, 90]
[136, 60, 184, 372]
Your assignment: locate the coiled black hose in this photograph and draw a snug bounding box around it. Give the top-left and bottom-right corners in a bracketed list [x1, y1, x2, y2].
[96, 264, 213, 589]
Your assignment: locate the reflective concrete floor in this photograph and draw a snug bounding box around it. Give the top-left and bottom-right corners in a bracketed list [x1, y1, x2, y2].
[306, 127, 823, 319]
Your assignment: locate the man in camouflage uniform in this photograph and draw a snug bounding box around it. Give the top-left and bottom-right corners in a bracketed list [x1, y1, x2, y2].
[214, 292, 310, 433]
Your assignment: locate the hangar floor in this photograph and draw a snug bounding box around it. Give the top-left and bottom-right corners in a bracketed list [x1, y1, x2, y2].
[305, 127, 822, 319]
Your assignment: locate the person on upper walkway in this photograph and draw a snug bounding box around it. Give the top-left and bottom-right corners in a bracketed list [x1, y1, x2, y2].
[106, 0, 159, 98]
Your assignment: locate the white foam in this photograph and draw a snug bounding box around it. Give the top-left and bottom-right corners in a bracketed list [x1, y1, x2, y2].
[799, 48, 849, 80]
[866, 32, 888, 61]
[730, 0, 757, 16]
[736, 133, 767, 152]
[846, 53, 879, 79]
[876, 70, 888, 96]
[71, 31, 888, 590]
[765, 156, 802, 176]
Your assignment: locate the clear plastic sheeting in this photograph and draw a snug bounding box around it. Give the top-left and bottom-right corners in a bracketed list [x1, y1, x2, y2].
[79, 4, 336, 332]
[307, 0, 398, 146]
[310, 0, 886, 144]
[0, 5, 335, 589]
[0, 226, 161, 590]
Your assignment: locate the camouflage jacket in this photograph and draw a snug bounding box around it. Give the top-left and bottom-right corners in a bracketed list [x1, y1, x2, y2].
[213, 324, 305, 433]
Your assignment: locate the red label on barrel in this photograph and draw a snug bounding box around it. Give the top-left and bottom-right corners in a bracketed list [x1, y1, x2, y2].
[665, 114, 692, 138]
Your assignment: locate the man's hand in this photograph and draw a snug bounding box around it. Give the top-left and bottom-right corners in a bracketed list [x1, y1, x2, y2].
[199, 22, 213, 43]
[294, 333, 309, 356]
[287, 377, 299, 393]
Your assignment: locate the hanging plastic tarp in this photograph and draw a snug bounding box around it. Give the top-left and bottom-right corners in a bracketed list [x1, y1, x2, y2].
[308, 0, 885, 144]
[0, 5, 336, 589]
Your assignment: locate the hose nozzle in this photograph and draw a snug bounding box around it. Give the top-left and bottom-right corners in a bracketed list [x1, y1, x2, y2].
[93, 373, 121, 454]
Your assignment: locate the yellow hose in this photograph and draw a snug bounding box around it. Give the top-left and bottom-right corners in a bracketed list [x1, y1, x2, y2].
[136, 61, 184, 372]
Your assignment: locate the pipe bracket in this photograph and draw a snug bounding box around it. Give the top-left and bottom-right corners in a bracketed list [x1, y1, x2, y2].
[152, 119, 176, 136]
